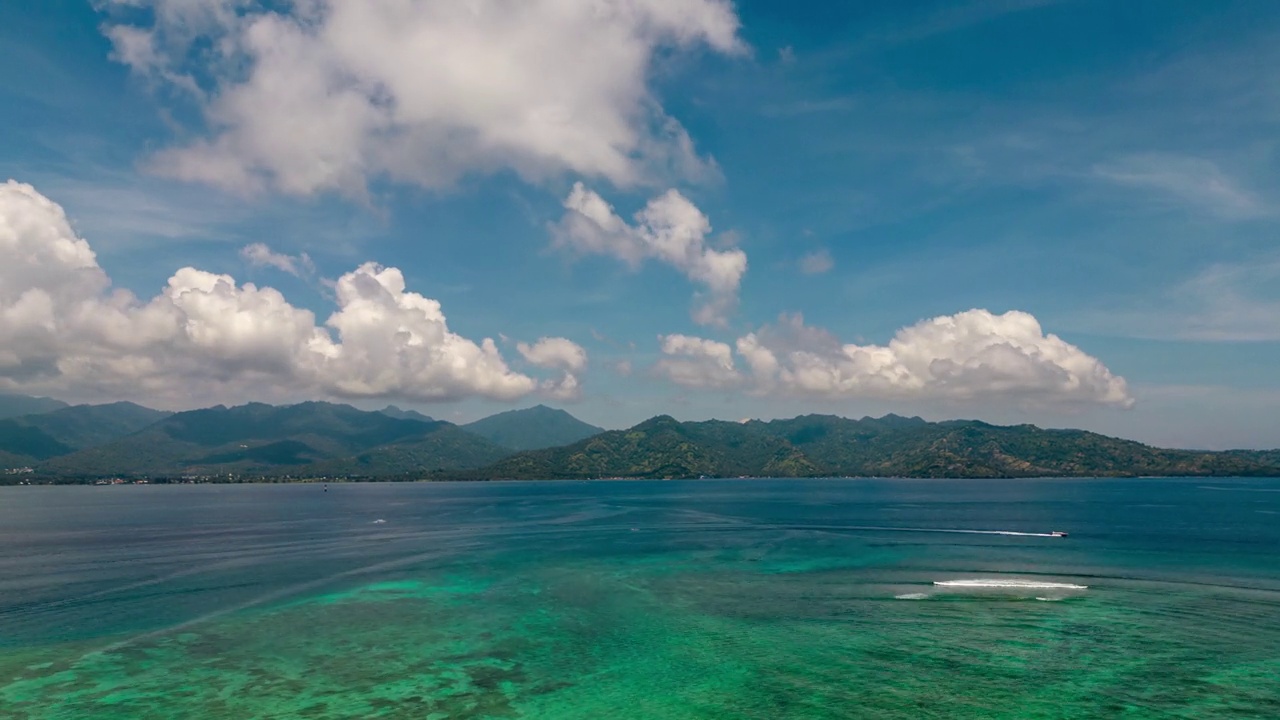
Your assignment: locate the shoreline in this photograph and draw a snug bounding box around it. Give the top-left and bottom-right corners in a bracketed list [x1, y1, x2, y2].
[4, 473, 1277, 487]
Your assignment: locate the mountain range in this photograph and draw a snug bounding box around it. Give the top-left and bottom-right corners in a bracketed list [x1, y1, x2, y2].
[0, 393, 1277, 481]
[37, 402, 496, 477]
[475, 414, 1280, 480]
[0, 401, 171, 467]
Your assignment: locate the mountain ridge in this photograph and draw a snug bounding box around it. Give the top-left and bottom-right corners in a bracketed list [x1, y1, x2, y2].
[464, 414, 1280, 481]
[378, 405, 435, 423]
[0, 401, 172, 466]
[6, 402, 171, 449]
[462, 404, 604, 451]
[37, 401, 503, 477]
[0, 394, 69, 420]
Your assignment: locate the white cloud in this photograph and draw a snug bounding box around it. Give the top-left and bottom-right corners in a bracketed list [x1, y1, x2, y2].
[517, 337, 589, 401]
[652, 310, 1133, 408]
[539, 372, 582, 402]
[653, 334, 742, 389]
[0, 179, 580, 406]
[319, 263, 542, 400]
[103, 24, 160, 75]
[517, 337, 588, 374]
[554, 183, 747, 326]
[99, 0, 745, 197]
[240, 243, 314, 277]
[1093, 154, 1266, 219]
[798, 248, 834, 275]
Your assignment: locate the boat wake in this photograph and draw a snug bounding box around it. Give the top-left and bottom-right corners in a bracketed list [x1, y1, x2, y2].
[892, 580, 1087, 601]
[933, 579, 1088, 590]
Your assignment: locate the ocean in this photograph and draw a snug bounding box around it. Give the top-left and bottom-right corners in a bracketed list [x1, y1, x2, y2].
[2, 478, 1278, 718]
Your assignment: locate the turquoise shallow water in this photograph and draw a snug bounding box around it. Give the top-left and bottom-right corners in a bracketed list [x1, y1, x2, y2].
[2, 478, 1278, 718]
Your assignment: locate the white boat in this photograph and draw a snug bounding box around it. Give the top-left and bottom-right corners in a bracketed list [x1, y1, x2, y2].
[1050, 531, 1068, 537]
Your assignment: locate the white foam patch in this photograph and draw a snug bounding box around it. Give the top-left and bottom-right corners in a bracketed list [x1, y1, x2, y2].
[894, 592, 930, 600]
[933, 579, 1088, 590]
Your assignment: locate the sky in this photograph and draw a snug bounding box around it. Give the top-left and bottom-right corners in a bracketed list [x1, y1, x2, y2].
[1, 0, 1278, 450]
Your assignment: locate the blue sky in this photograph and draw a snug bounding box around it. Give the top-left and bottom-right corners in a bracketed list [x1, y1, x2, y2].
[1, 0, 1278, 449]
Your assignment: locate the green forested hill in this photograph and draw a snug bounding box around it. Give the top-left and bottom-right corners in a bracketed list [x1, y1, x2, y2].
[0, 449, 35, 469]
[0, 401, 172, 467]
[463, 405, 603, 451]
[470, 414, 1280, 480]
[299, 425, 511, 477]
[477, 415, 816, 479]
[39, 402, 508, 477]
[0, 424, 72, 464]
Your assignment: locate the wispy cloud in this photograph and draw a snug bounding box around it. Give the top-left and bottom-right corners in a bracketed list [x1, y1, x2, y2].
[240, 243, 314, 278]
[797, 248, 834, 275]
[883, 0, 1066, 46]
[20, 172, 246, 249]
[833, 0, 1067, 57]
[1177, 256, 1280, 341]
[1067, 254, 1280, 342]
[1093, 154, 1267, 220]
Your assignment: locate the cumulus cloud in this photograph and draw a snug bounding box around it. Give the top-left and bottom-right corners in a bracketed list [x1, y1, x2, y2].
[798, 248, 834, 275]
[538, 372, 582, 402]
[554, 183, 747, 326]
[653, 334, 742, 389]
[0, 179, 580, 405]
[98, 0, 745, 197]
[517, 337, 589, 400]
[652, 310, 1133, 408]
[517, 337, 588, 373]
[240, 243, 314, 277]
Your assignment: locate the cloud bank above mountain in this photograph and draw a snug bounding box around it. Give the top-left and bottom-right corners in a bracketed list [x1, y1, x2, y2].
[0, 180, 585, 405]
[517, 337, 590, 401]
[655, 311, 1134, 409]
[99, 0, 745, 197]
[2, 178, 1131, 411]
